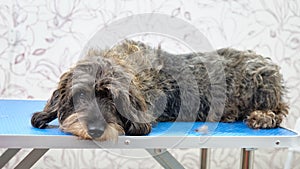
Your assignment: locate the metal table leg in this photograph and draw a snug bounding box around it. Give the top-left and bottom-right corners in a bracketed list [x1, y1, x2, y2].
[146, 149, 185, 169]
[200, 148, 209, 169]
[14, 148, 49, 169]
[240, 148, 256, 169]
[0, 148, 21, 168]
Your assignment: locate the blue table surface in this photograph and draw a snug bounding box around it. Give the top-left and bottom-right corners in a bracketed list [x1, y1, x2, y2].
[0, 99, 297, 137]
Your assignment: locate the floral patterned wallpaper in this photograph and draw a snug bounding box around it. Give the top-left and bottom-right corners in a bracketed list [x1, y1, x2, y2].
[1, 0, 300, 168]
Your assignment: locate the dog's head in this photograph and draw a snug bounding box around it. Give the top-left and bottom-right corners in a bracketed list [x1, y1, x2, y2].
[48, 56, 151, 141]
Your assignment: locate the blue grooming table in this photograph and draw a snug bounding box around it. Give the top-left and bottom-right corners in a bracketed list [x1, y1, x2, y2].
[0, 100, 299, 169]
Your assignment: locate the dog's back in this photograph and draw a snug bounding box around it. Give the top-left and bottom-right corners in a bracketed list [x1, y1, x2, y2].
[122, 43, 288, 129]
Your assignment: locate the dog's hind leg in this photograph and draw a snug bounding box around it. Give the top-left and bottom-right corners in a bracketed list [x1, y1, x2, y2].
[246, 86, 289, 129]
[244, 61, 288, 129]
[246, 102, 288, 129]
[31, 89, 59, 128]
[246, 110, 278, 128]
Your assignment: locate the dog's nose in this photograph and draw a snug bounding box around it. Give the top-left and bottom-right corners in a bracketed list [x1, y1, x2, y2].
[88, 127, 104, 139]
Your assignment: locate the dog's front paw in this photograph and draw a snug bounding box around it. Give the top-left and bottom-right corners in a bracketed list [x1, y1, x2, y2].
[246, 110, 277, 129]
[124, 122, 152, 136]
[31, 111, 50, 128]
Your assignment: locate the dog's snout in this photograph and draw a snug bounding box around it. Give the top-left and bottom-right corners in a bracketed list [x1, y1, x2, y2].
[88, 126, 105, 138]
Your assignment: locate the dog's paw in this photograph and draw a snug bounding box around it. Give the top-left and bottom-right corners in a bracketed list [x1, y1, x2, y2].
[246, 110, 277, 129]
[31, 111, 50, 128]
[124, 122, 152, 136]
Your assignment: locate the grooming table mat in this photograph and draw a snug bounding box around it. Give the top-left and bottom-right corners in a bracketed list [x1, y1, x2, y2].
[0, 99, 299, 149]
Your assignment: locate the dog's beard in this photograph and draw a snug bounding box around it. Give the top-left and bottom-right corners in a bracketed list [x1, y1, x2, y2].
[60, 113, 91, 139]
[60, 112, 125, 141]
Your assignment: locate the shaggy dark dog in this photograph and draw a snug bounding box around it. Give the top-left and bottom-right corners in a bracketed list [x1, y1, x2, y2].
[31, 41, 288, 141]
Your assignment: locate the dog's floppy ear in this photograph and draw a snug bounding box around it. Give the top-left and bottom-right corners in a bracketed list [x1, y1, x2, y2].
[94, 68, 153, 135]
[55, 70, 74, 122]
[113, 85, 153, 135]
[31, 71, 72, 128]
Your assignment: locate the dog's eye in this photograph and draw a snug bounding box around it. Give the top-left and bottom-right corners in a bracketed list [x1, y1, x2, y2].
[73, 92, 86, 102]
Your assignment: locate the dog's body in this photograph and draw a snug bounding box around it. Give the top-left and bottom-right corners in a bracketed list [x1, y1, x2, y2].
[31, 41, 288, 141]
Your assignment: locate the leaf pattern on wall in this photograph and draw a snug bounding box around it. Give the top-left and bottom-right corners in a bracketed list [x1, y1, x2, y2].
[1, 0, 300, 168]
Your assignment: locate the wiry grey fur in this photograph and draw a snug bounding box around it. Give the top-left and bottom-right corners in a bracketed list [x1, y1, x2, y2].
[31, 41, 288, 141]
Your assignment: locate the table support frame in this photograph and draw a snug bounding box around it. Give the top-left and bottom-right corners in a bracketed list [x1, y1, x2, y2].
[240, 148, 256, 169]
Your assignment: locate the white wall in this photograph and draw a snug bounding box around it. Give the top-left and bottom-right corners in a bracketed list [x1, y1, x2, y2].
[1, 0, 300, 168]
